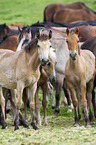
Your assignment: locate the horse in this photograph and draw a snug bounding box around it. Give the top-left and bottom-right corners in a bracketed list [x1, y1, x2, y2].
[44, 2, 96, 22]
[65, 27, 95, 127]
[81, 36, 96, 117]
[0, 29, 55, 130]
[0, 23, 19, 38]
[17, 27, 56, 126]
[52, 8, 96, 23]
[0, 34, 19, 51]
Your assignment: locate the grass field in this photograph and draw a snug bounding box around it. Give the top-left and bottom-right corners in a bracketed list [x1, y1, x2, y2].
[0, 0, 96, 145]
[0, 0, 96, 25]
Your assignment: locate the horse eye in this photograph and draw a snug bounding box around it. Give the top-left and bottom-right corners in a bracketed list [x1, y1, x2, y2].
[66, 40, 68, 43]
[77, 41, 79, 43]
[50, 45, 52, 48]
[47, 62, 51, 66]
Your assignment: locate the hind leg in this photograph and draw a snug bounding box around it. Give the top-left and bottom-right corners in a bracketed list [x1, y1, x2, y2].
[87, 79, 95, 124]
[0, 87, 7, 129]
[54, 80, 62, 115]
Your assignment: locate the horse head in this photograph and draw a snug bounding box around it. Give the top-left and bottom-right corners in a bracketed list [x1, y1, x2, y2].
[36, 29, 56, 66]
[66, 27, 80, 60]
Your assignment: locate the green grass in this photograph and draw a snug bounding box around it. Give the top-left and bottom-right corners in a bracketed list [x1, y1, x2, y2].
[0, 0, 96, 144]
[0, 0, 96, 25]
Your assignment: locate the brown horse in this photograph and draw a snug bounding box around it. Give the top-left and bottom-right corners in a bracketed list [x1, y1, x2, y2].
[44, 2, 95, 22]
[0, 30, 55, 130]
[52, 8, 96, 23]
[0, 34, 19, 51]
[65, 27, 95, 127]
[0, 23, 18, 38]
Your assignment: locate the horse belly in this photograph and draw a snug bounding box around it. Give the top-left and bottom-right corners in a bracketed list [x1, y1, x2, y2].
[0, 68, 17, 89]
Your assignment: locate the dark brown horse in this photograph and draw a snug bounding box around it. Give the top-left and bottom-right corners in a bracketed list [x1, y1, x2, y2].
[52, 8, 96, 23]
[44, 2, 96, 22]
[0, 23, 18, 38]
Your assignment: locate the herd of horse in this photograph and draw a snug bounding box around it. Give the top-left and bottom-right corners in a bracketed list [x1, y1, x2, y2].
[0, 2, 96, 131]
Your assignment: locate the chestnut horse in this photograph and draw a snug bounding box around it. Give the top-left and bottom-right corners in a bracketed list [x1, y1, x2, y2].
[44, 2, 96, 22]
[65, 28, 95, 127]
[52, 8, 96, 23]
[0, 30, 54, 130]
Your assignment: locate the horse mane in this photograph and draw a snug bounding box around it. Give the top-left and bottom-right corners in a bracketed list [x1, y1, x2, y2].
[24, 33, 50, 52]
[24, 38, 38, 52]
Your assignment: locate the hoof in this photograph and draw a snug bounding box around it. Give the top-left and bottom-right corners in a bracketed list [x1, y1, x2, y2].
[1, 122, 7, 129]
[74, 123, 79, 127]
[51, 106, 55, 109]
[86, 124, 91, 128]
[90, 121, 95, 125]
[14, 126, 19, 131]
[31, 122, 39, 130]
[44, 122, 48, 126]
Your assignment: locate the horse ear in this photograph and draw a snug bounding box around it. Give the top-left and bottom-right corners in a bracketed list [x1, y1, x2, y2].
[66, 27, 70, 35]
[36, 30, 40, 39]
[18, 26, 22, 32]
[75, 27, 79, 34]
[27, 26, 30, 33]
[49, 30, 52, 39]
[4, 23, 7, 28]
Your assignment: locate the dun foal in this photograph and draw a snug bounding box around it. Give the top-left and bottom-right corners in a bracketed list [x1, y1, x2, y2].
[65, 28, 95, 127]
[0, 30, 54, 130]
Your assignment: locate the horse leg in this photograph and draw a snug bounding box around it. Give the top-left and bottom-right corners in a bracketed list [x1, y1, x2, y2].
[9, 89, 28, 129]
[22, 88, 28, 122]
[67, 83, 79, 126]
[35, 88, 41, 126]
[28, 83, 38, 130]
[54, 80, 62, 115]
[92, 76, 96, 118]
[14, 83, 24, 130]
[87, 79, 95, 124]
[92, 88, 96, 118]
[0, 87, 7, 129]
[47, 81, 55, 109]
[81, 81, 90, 127]
[63, 79, 73, 112]
[42, 82, 48, 126]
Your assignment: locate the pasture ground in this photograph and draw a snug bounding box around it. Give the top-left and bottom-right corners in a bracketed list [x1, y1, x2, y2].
[0, 90, 96, 145]
[0, 0, 96, 144]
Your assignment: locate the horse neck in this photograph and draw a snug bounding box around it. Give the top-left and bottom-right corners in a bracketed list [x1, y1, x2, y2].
[25, 48, 40, 71]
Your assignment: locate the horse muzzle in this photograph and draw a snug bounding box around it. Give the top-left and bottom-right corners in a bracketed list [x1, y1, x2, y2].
[70, 52, 77, 60]
[40, 58, 49, 66]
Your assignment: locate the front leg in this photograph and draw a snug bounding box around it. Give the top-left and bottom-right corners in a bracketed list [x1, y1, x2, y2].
[28, 83, 39, 130]
[14, 82, 24, 130]
[67, 82, 79, 126]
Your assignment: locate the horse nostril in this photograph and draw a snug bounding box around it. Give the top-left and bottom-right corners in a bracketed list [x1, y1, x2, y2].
[70, 53, 77, 60]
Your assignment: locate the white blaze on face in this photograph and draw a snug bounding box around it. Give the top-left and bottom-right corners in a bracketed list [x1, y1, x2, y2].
[37, 40, 50, 60]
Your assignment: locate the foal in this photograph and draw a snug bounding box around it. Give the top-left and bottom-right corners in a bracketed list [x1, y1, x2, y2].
[65, 28, 95, 127]
[0, 30, 54, 130]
